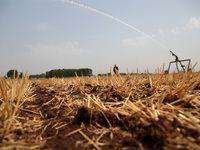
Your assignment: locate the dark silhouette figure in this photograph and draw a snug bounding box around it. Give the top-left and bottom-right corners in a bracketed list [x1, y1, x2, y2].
[113, 64, 119, 74]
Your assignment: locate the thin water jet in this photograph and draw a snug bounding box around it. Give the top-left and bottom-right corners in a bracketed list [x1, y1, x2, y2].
[61, 0, 170, 51]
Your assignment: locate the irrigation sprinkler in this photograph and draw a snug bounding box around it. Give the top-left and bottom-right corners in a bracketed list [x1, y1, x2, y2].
[166, 51, 191, 73]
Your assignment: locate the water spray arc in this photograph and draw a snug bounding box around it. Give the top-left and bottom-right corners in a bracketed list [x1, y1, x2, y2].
[61, 0, 194, 73]
[61, 0, 169, 51]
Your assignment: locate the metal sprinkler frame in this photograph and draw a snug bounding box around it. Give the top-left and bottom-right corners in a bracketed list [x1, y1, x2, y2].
[167, 51, 191, 73]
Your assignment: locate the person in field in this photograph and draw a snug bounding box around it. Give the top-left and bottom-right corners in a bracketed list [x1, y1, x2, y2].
[113, 64, 119, 74]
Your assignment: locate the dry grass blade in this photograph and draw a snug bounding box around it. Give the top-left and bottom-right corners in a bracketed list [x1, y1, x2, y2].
[78, 130, 102, 150]
[0, 76, 11, 120]
[18, 107, 40, 115]
[0, 72, 45, 149]
[6, 72, 29, 133]
[65, 128, 82, 137]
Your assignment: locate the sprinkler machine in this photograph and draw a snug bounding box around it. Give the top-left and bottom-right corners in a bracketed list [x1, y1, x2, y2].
[165, 51, 191, 74]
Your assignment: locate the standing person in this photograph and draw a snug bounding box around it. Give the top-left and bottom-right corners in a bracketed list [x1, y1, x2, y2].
[113, 64, 119, 74]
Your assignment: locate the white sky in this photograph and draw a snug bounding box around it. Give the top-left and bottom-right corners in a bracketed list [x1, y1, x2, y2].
[0, 0, 200, 76]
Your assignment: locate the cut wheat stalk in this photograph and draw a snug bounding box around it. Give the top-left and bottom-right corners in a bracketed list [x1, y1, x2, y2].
[65, 128, 82, 137]
[78, 130, 102, 150]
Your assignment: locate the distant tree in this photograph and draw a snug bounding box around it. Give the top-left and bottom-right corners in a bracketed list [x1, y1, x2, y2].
[19, 72, 23, 78]
[45, 68, 93, 78]
[120, 73, 127, 76]
[7, 69, 18, 78]
[29, 73, 45, 79]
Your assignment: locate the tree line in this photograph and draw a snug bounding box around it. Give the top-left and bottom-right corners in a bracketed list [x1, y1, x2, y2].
[46, 68, 92, 78]
[5, 68, 93, 79]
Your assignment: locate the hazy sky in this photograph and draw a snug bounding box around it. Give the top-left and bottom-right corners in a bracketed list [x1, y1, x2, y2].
[0, 0, 200, 76]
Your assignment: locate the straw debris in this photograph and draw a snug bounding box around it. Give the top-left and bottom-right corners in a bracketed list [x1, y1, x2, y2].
[0, 71, 200, 149]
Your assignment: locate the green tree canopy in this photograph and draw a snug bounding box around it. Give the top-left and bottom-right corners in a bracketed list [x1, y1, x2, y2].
[7, 69, 18, 78]
[46, 68, 92, 78]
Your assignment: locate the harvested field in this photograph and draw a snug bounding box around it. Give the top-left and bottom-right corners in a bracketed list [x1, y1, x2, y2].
[0, 70, 200, 149]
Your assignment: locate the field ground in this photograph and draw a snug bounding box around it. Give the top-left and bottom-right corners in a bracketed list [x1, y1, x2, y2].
[0, 71, 200, 149]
